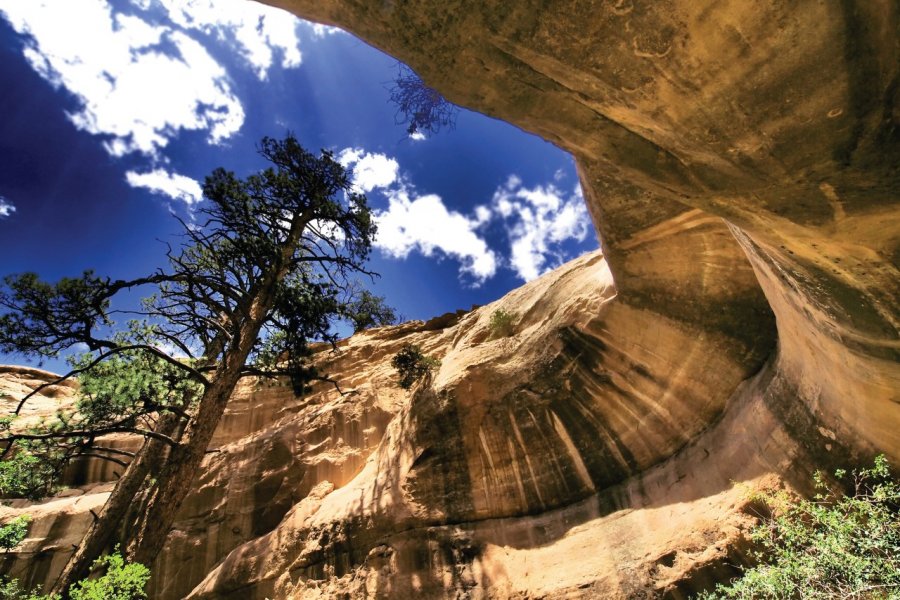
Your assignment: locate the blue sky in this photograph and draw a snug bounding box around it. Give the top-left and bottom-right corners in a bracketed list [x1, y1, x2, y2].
[0, 0, 597, 370]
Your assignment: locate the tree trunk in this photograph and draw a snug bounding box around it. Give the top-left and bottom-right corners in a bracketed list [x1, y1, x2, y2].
[124, 220, 307, 566]
[50, 413, 182, 597]
[123, 363, 245, 566]
[55, 208, 311, 579]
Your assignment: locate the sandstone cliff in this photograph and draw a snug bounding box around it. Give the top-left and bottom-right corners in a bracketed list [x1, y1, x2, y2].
[1, 1, 898, 598]
[0, 251, 765, 598]
[0, 246, 888, 599]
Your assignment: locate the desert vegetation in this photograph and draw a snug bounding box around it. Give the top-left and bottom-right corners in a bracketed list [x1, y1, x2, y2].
[391, 343, 441, 390]
[698, 456, 900, 599]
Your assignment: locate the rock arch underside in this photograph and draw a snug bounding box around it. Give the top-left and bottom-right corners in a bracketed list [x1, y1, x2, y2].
[1, 1, 898, 598]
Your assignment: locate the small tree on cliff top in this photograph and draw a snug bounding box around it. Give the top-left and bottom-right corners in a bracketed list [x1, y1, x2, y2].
[391, 343, 440, 390]
[0, 134, 378, 595]
[342, 286, 398, 333]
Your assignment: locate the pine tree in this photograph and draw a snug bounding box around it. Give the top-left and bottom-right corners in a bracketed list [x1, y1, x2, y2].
[0, 135, 379, 595]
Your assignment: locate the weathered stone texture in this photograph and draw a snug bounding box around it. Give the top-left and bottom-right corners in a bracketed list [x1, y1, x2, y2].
[1, 1, 898, 598]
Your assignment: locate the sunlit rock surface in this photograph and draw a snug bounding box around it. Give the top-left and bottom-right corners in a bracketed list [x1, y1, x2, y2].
[2, 0, 899, 597]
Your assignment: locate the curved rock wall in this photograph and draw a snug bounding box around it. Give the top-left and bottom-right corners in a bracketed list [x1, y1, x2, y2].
[246, 0, 896, 597]
[1, 1, 897, 598]
[264, 0, 898, 456]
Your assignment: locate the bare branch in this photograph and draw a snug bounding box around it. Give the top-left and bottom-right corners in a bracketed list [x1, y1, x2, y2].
[70, 452, 130, 469]
[2, 426, 178, 447]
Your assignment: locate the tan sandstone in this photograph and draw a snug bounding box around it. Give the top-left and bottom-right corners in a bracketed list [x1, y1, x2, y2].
[1, 0, 898, 598]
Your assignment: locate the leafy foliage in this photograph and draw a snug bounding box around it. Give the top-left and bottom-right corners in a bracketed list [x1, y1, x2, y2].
[488, 308, 518, 339]
[68, 550, 150, 600]
[391, 344, 440, 390]
[342, 289, 398, 333]
[698, 455, 900, 599]
[73, 350, 202, 426]
[0, 449, 60, 500]
[0, 518, 44, 599]
[0, 550, 147, 600]
[0, 351, 203, 499]
[388, 63, 459, 136]
[0, 578, 56, 600]
[0, 516, 30, 552]
[253, 275, 341, 395]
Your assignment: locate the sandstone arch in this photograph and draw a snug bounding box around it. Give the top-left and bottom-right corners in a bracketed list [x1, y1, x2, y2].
[2, 2, 897, 598]
[201, 1, 895, 596]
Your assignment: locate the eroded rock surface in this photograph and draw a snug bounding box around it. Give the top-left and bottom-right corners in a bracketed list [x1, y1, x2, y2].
[218, 0, 899, 596]
[1, 1, 898, 598]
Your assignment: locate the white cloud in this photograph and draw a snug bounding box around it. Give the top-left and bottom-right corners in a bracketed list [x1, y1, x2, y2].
[0, 197, 15, 218]
[0, 0, 245, 159]
[408, 131, 426, 141]
[304, 22, 343, 38]
[125, 168, 203, 205]
[493, 178, 591, 281]
[155, 0, 303, 79]
[332, 147, 591, 286]
[338, 148, 399, 193]
[473, 205, 492, 225]
[375, 188, 497, 285]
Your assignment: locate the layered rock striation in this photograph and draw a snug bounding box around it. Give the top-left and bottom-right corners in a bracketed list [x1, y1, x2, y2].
[1, 1, 898, 598]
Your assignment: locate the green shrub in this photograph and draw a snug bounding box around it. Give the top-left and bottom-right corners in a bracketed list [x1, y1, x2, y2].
[0, 516, 30, 552]
[697, 455, 900, 599]
[68, 550, 150, 600]
[391, 344, 440, 390]
[0, 451, 59, 500]
[0, 577, 56, 600]
[0, 549, 150, 600]
[488, 308, 518, 339]
[0, 515, 52, 600]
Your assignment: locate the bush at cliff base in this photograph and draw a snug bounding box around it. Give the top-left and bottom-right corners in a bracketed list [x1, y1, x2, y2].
[0, 548, 149, 600]
[698, 455, 900, 599]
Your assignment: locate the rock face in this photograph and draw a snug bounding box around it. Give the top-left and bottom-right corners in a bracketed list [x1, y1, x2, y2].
[3, 251, 772, 599]
[262, 0, 899, 453]
[1, 1, 898, 598]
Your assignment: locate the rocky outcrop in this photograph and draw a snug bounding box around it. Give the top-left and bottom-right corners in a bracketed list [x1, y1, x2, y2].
[1, 250, 769, 598]
[1, 1, 898, 598]
[262, 0, 899, 453]
[239, 0, 896, 596]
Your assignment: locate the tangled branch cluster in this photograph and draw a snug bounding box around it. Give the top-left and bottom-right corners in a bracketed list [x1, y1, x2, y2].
[388, 64, 459, 136]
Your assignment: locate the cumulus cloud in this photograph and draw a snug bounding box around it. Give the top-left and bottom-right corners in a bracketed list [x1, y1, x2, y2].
[408, 131, 426, 142]
[338, 148, 399, 193]
[0, 197, 15, 218]
[331, 146, 591, 286]
[304, 22, 343, 38]
[155, 0, 303, 79]
[374, 188, 497, 285]
[125, 169, 203, 205]
[0, 0, 247, 159]
[492, 176, 591, 281]
[0, 0, 312, 209]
